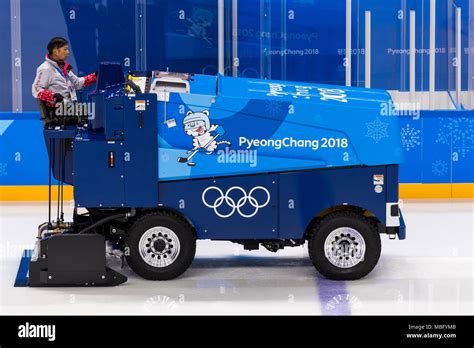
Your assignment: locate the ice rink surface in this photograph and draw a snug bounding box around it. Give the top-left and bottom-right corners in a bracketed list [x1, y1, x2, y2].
[0, 200, 472, 315]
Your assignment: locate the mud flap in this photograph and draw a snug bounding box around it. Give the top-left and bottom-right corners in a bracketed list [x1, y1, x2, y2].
[398, 210, 406, 240]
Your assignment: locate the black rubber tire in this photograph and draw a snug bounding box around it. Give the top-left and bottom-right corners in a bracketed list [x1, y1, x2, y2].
[125, 211, 196, 280]
[308, 211, 381, 280]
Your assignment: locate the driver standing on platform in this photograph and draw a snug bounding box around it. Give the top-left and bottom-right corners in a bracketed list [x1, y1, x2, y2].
[32, 37, 97, 107]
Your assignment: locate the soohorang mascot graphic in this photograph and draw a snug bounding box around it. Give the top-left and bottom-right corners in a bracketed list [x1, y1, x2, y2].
[178, 110, 231, 167]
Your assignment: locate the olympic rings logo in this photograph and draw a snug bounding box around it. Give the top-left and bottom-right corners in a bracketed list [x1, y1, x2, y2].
[202, 186, 271, 218]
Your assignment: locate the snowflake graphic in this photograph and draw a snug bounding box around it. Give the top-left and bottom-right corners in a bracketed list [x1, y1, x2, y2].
[0, 163, 7, 177]
[400, 124, 421, 151]
[436, 118, 474, 158]
[264, 101, 283, 117]
[366, 117, 389, 143]
[432, 160, 448, 177]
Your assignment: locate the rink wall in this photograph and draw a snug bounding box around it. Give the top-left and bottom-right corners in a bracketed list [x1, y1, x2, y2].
[1, 0, 472, 200]
[1, 0, 472, 112]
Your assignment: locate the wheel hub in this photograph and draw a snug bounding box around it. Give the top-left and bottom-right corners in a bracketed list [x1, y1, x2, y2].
[139, 227, 181, 268]
[153, 239, 167, 253]
[324, 227, 366, 269]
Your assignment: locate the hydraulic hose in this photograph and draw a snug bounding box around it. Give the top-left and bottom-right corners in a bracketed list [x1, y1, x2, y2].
[78, 209, 136, 234]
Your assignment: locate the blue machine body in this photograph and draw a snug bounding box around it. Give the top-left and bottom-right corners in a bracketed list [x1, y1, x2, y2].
[158, 164, 403, 240]
[44, 64, 406, 240]
[157, 74, 403, 180]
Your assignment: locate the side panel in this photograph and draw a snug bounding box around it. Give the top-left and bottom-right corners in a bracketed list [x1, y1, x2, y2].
[123, 96, 158, 207]
[73, 141, 125, 208]
[159, 174, 279, 240]
[278, 166, 388, 239]
[104, 96, 125, 141]
[73, 95, 158, 208]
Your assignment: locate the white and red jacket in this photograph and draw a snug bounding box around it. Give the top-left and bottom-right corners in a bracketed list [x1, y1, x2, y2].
[32, 55, 96, 107]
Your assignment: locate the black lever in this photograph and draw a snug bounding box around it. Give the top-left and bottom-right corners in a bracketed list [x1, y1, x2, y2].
[126, 80, 142, 94]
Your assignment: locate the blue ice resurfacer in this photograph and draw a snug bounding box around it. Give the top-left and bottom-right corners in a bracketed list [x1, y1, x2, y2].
[28, 63, 406, 286]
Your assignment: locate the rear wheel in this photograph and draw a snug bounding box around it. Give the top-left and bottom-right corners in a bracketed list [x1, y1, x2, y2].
[125, 211, 196, 280]
[308, 212, 381, 280]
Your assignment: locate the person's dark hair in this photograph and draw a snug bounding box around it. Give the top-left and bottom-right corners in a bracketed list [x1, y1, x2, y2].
[47, 37, 68, 55]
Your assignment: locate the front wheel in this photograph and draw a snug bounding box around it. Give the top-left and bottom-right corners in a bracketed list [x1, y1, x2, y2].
[308, 212, 381, 280]
[125, 211, 196, 280]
